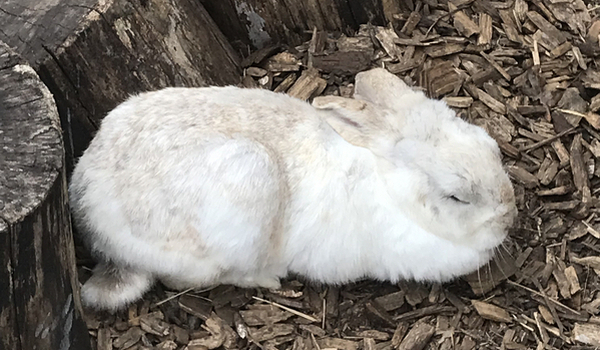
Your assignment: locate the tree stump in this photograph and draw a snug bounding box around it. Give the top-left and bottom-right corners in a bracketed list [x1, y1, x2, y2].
[200, 0, 405, 52]
[0, 0, 242, 171]
[0, 41, 91, 350]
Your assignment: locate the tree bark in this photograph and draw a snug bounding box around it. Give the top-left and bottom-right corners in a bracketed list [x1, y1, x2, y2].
[0, 41, 91, 350]
[200, 0, 404, 52]
[0, 0, 242, 172]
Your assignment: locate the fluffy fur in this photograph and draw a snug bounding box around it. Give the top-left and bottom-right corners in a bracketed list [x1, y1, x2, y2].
[70, 68, 517, 311]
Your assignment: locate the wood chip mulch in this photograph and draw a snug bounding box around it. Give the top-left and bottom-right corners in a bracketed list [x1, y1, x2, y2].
[79, 0, 600, 348]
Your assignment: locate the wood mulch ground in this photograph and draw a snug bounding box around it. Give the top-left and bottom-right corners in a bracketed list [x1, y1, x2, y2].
[78, 0, 600, 348]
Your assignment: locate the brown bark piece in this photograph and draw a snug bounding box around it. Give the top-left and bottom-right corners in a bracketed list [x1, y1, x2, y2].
[392, 322, 409, 347]
[526, 11, 568, 45]
[571, 256, 600, 270]
[564, 266, 581, 295]
[286, 68, 328, 101]
[552, 268, 572, 299]
[570, 134, 591, 202]
[311, 51, 372, 75]
[477, 89, 507, 114]
[480, 52, 512, 81]
[375, 25, 404, 60]
[401, 11, 422, 35]
[179, 295, 213, 321]
[478, 13, 493, 46]
[449, 3, 480, 37]
[464, 252, 517, 295]
[96, 327, 112, 350]
[444, 96, 474, 108]
[374, 291, 406, 312]
[471, 300, 512, 323]
[239, 305, 294, 326]
[397, 319, 435, 350]
[537, 156, 559, 185]
[572, 323, 600, 346]
[424, 43, 466, 58]
[317, 337, 359, 350]
[250, 324, 295, 342]
[426, 61, 463, 98]
[499, 10, 523, 43]
[591, 93, 600, 112]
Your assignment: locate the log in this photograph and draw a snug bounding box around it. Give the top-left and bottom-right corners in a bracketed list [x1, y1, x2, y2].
[0, 41, 91, 350]
[201, 0, 396, 52]
[0, 0, 242, 172]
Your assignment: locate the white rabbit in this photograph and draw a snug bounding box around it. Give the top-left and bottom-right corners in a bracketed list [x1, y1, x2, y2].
[69, 68, 517, 311]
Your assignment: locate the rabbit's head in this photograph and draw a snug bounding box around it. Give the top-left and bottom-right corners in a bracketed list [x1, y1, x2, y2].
[313, 68, 516, 255]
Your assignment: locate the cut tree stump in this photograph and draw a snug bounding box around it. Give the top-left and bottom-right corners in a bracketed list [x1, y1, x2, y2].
[201, 0, 401, 52]
[0, 41, 91, 350]
[0, 0, 242, 171]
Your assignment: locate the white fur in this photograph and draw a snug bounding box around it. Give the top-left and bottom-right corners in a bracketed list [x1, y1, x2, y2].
[70, 68, 517, 310]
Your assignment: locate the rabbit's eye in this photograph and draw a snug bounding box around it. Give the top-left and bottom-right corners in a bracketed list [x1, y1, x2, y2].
[448, 195, 469, 204]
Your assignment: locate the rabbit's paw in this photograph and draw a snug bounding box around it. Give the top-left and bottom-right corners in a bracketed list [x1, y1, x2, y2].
[255, 276, 282, 290]
[81, 262, 154, 311]
[240, 274, 282, 290]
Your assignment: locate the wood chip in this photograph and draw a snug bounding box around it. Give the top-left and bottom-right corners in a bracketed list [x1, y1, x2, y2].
[443, 96, 473, 108]
[375, 25, 404, 60]
[478, 13, 493, 46]
[312, 51, 372, 76]
[374, 291, 405, 312]
[480, 52, 512, 81]
[250, 324, 295, 342]
[477, 88, 507, 114]
[287, 68, 327, 101]
[113, 327, 144, 349]
[564, 266, 581, 295]
[179, 295, 212, 321]
[239, 305, 294, 326]
[264, 52, 302, 72]
[392, 323, 409, 348]
[96, 327, 112, 350]
[401, 11, 422, 35]
[273, 73, 298, 93]
[526, 11, 567, 45]
[317, 337, 359, 350]
[424, 43, 465, 58]
[571, 256, 600, 270]
[471, 300, 512, 323]
[353, 329, 390, 341]
[572, 323, 600, 346]
[508, 165, 539, 188]
[552, 267, 571, 299]
[397, 319, 435, 350]
[570, 134, 591, 206]
[194, 313, 237, 349]
[365, 300, 396, 326]
[449, 3, 480, 37]
[139, 312, 169, 336]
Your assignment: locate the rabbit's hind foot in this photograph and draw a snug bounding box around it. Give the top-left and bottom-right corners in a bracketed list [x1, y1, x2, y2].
[81, 261, 154, 311]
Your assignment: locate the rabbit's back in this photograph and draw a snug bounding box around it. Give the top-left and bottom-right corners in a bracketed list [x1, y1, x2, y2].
[70, 86, 361, 287]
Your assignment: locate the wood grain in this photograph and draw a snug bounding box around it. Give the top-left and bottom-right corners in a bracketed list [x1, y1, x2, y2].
[0, 41, 91, 350]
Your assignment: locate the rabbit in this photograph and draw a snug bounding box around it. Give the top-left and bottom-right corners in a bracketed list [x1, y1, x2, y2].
[69, 68, 517, 311]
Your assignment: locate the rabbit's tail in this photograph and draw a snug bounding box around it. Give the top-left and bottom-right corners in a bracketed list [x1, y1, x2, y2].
[81, 261, 154, 311]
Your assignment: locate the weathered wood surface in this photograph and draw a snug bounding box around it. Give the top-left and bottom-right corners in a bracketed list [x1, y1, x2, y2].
[201, 0, 407, 52]
[0, 41, 91, 350]
[0, 0, 242, 171]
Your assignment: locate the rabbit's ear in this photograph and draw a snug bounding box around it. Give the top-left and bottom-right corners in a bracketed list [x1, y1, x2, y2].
[354, 68, 422, 110]
[313, 96, 394, 150]
[313, 96, 369, 113]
